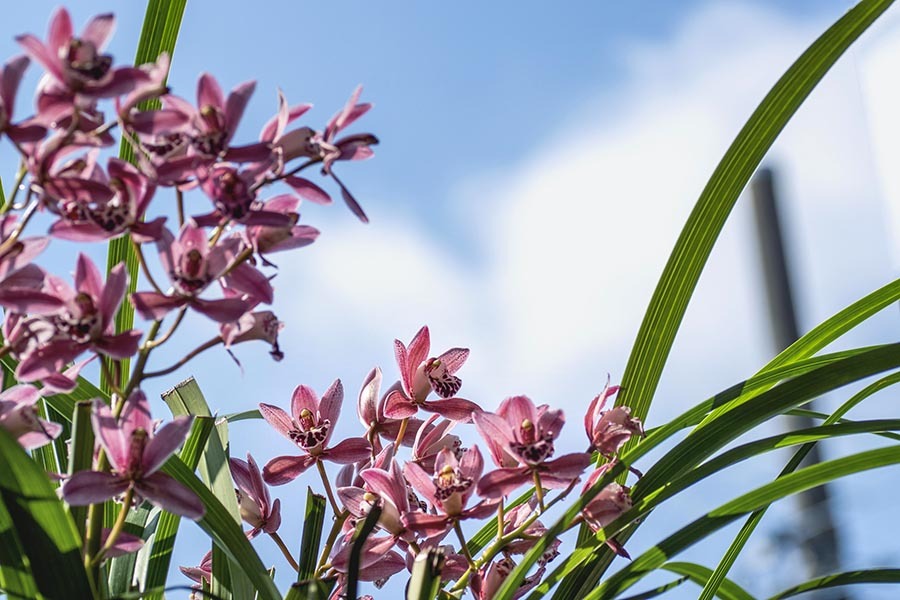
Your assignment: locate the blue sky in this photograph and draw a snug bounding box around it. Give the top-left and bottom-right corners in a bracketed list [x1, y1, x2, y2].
[2, 1, 900, 598]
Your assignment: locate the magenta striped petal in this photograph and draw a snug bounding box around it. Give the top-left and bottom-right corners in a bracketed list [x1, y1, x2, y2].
[476, 467, 531, 499]
[325, 437, 371, 464]
[403, 461, 436, 501]
[423, 397, 481, 423]
[136, 472, 204, 519]
[383, 390, 417, 420]
[263, 454, 315, 485]
[259, 403, 295, 440]
[142, 415, 193, 475]
[318, 379, 343, 431]
[62, 470, 129, 506]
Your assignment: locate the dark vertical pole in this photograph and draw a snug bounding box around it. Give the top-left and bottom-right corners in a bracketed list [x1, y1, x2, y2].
[751, 167, 846, 599]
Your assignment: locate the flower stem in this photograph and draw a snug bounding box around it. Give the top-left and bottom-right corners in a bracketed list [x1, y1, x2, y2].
[454, 520, 475, 569]
[393, 417, 409, 449]
[91, 486, 134, 566]
[269, 531, 300, 572]
[141, 336, 222, 380]
[1, 161, 27, 214]
[176, 188, 185, 227]
[316, 510, 349, 574]
[533, 471, 546, 512]
[316, 460, 341, 515]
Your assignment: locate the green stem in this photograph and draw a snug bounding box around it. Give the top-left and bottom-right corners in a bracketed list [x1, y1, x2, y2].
[269, 531, 300, 572]
[316, 460, 341, 515]
[91, 486, 135, 566]
[454, 520, 475, 569]
[316, 511, 349, 574]
[533, 471, 546, 512]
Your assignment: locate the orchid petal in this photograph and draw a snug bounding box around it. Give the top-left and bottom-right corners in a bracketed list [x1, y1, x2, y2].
[262, 454, 315, 485]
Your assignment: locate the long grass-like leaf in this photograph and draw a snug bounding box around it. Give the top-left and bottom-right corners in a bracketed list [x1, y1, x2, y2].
[107, 0, 187, 386]
[345, 505, 382, 600]
[584, 446, 900, 599]
[299, 489, 327, 581]
[0, 427, 93, 599]
[767, 568, 900, 599]
[698, 370, 900, 599]
[660, 562, 754, 600]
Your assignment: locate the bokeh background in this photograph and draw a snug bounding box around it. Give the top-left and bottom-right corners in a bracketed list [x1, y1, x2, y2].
[2, 1, 900, 597]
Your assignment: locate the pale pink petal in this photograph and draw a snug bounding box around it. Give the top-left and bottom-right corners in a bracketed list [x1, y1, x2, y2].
[0, 55, 29, 113]
[358, 550, 405, 581]
[120, 390, 153, 439]
[504, 396, 538, 431]
[318, 379, 344, 430]
[337, 486, 368, 516]
[325, 438, 371, 464]
[224, 80, 256, 140]
[538, 408, 565, 440]
[358, 367, 381, 428]
[258, 403, 295, 439]
[190, 297, 250, 323]
[94, 330, 141, 359]
[224, 262, 273, 304]
[130, 291, 186, 321]
[402, 512, 451, 538]
[423, 397, 481, 423]
[459, 445, 484, 481]
[102, 529, 144, 558]
[383, 390, 417, 420]
[62, 470, 129, 505]
[262, 455, 315, 486]
[17, 422, 62, 450]
[264, 498, 282, 534]
[403, 461, 436, 501]
[142, 416, 193, 475]
[290, 385, 319, 422]
[406, 326, 430, 380]
[15, 35, 63, 82]
[47, 8, 73, 56]
[80, 13, 115, 50]
[476, 467, 531, 499]
[230, 457, 253, 493]
[284, 175, 332, 205]
[360, 463, 407, 511]
[136, 472, 204, 519]
[98, 262, 127, 326]
[197, 73, 225, 111]
[437, 348, 469, 375]
[462, 499, 501, 520]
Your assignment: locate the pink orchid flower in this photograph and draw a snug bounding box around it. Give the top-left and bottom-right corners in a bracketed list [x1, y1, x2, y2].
[14, 254, 142, 387]
[45, 157, 164, 242]
[580, 466, 633, 558]
[0, 56, 45, 143]
[257, 88, 312, 170]
[471, 555, 543, 600]
[243, 194, 319, 265]
[194, 165, 296, 228]
[329, 533, 406, 592]
[357, 367, 428, 454]
[402, 447, 498, 539]
[0, 216, 61, 315]
[220, 310, 285, 362]
[0, 384, 62, 449]
[130, 223, 264, 323]
[101, 528, 144, 558]
[383, 326, 481, 422]
[281, 86, 378, 223]
[411, 414, 463, 474]
[260, 380, 371, 485]
[338, 459, 416, 543]
[584, 378, 644, 456]
[474, 395, 591, 498]
[180, 550, 212, 591]
[62, 390, 204, 519]
[230, 453, 282, 538]
[17, 8, 149, 99]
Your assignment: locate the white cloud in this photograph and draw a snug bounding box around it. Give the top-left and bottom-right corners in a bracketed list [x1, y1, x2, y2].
[265, 4, 899, 596]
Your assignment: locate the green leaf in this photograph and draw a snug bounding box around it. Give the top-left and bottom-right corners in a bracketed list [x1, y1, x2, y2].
[160, 456, 281, 600]
[767, 568, 900, 599]
[222, 409, 262, 423]
[660, 562, 754, 600]
[67, 400, 94, 540]
[0, 427, 94, 599]
[141, 416, 214, 599]
[616, 577, 689, 600]
[299, 489, 327, 581]
[162, 378, 253, 600]
[107, 0, 187, 385]
[527, 344, 900, 600]
[467, 487, 535, 556]
[586, 445, 900, 599]
[345, 505, 382, 600]
[0, 491, 40, 599]
[285, 578, 337, 600]
[615, 0, 894, 428]
[698, 370, 900, 599]
[408, 547, 448, 600]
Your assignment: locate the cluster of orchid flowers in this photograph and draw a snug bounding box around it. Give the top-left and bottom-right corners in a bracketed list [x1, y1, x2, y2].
[0, 7, 375, 455]
[180, 326, 645, 599]
[0, 7, 645, 599]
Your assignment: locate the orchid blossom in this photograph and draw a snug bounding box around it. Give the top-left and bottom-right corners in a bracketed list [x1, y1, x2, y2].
[260, 380, 371, 485]
[62, 390, 204, 519]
